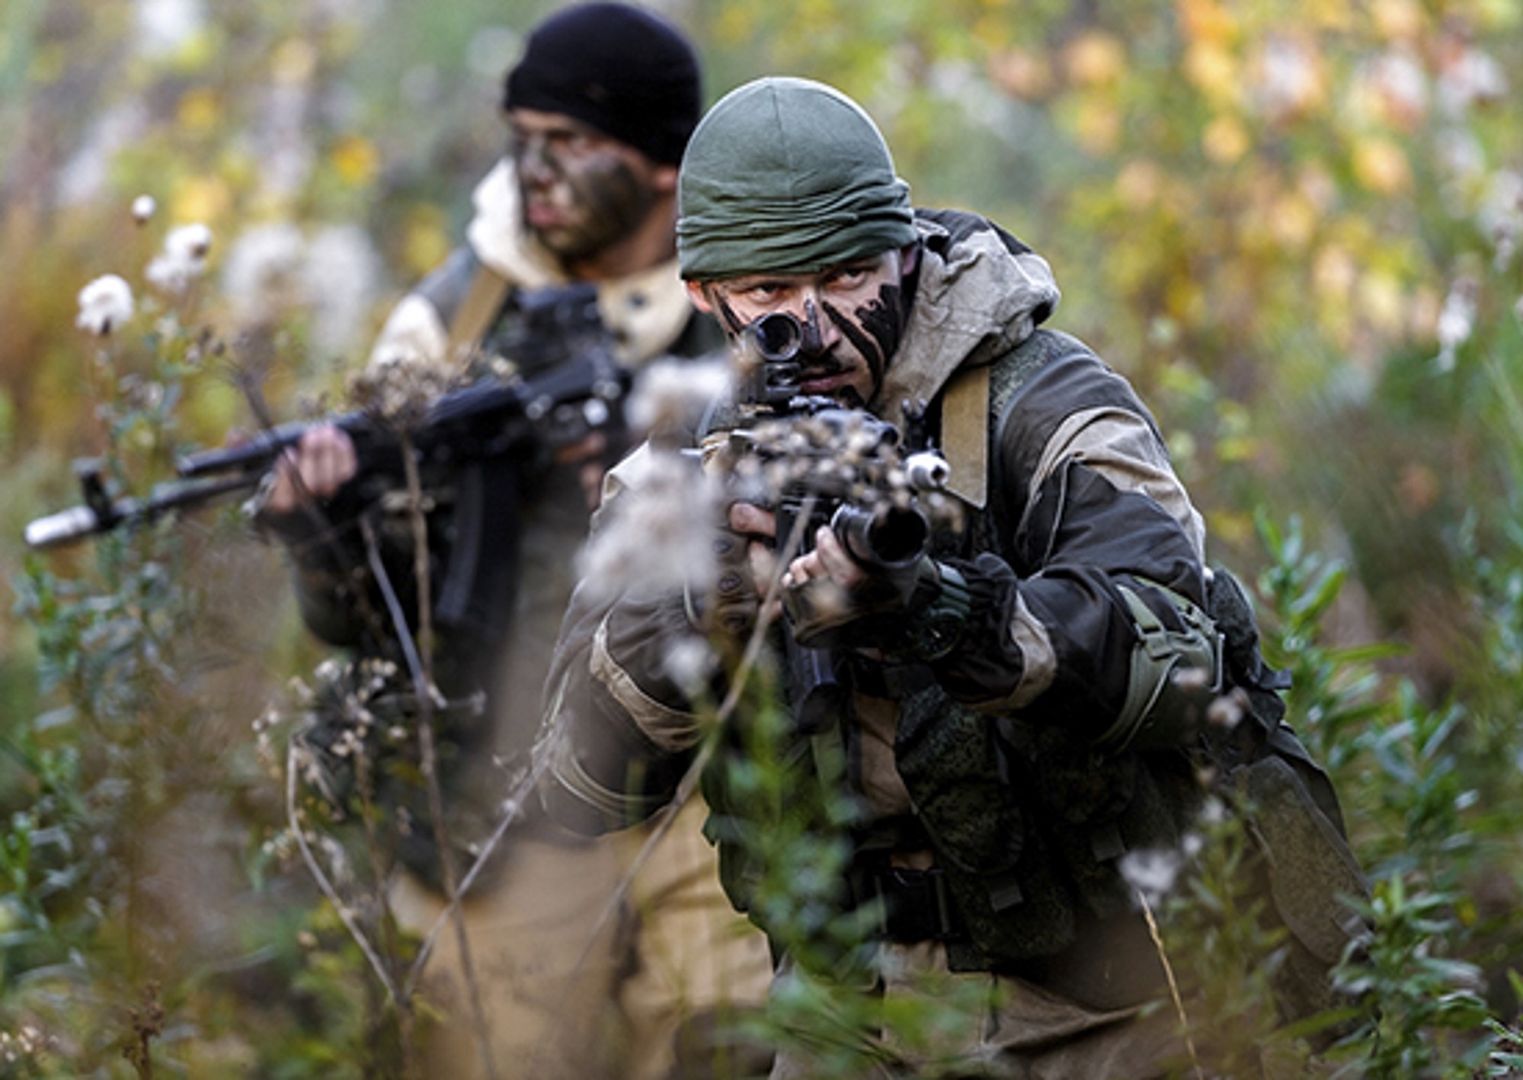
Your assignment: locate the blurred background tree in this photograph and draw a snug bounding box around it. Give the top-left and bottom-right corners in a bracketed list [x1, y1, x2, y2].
[1, 0, 1519, 1073]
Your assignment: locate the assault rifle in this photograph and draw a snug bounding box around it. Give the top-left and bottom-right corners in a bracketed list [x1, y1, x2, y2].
[723, 312, 951, 732]
[25, 285, 629, 584]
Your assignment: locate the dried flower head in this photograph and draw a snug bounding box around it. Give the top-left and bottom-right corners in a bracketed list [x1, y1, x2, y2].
[664, 635, 719, 698]
[222, 222, 306, 325]
[131, 194, 157, 224]
[1120, 847, 1184, 908]
[75, 274, 135, 336]
[626, 357, 733, 441]
[1435, 275, 1479, 372]
[146, 222, 214, 295]
[577, 448, 720, 602]
[349, 349, 457, 426]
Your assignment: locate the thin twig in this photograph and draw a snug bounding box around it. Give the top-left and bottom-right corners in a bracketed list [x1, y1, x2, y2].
[404, 747, 550, 999]
[357, 502, 496, 1078]
[227, 354, 385, 636]
[355, 741, 406, 997]
[286, 739, 400, 1003]
[1137, 890, 1206, 1080]
[526, 492, 819, 1073]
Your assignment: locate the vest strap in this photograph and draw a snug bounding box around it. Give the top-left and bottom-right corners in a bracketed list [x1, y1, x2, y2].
[940, 364, 990, 509]
[856, 864, 970, 944]
[446, 264, 513, 365]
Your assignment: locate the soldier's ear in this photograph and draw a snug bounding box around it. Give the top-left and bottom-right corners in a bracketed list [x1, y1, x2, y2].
[899, 242, 920, 278]
[686, 281, 713, 313]
[651, 163, 679, 195]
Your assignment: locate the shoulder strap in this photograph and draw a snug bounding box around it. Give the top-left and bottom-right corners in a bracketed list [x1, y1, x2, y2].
[445, 264, 513, 365]
[940, 365, 991, 509]
[938, 330, 1057, 513]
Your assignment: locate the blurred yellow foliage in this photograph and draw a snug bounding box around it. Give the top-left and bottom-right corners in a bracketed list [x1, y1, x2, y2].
[172, 175, 231, 225]
[1300, 0, 1357, 33]
[401, 208, 451, 277]
[1269, 193, 1319, 252]
[1371, 0, 1425, 41]
[272, 39, 319, 85]
[1357, 270, 1406, 335]
[1177, 0, 1238, 46]
[1206, 508, 1255, 546]
[1064, 32, 1127, 87]
[1218, 434, 1258, 463]
[713, 5, 758, 48]
[1116, 160, 1165, 209]
[1352, 135, 1412, 194]
[1185, 41, 1241, 104]
[1202, 115, 1250, 164]
[1166, 274, 1206, 323]
[1072, 98, 1122, 155]
[331, 136, 379, 187]
[1313, 245, 1358, 299]
[988, 48, 1053, 100]
[177, 89, 221, 134]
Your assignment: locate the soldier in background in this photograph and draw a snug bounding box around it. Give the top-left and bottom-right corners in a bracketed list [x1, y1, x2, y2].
[257, 6, 773, 1077]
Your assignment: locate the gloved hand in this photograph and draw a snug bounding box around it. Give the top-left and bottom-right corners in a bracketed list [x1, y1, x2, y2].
[694, 502, 780, 643]
[781, 525, 943, 651]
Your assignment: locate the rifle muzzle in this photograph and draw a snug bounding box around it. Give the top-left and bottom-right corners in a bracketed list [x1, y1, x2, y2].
[830, 501, 929, 570]
[750, 311, 803, 363]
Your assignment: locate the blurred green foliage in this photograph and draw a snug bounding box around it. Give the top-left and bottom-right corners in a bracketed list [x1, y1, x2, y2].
[1, 0, 1520, 1073]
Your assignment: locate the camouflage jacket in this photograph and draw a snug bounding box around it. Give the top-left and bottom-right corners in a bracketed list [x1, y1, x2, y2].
[538, 209, 1226, 1003]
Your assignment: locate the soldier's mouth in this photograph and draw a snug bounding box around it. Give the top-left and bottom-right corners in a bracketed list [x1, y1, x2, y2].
[798, 368, 853, 394]
[526, 202, 569, 229]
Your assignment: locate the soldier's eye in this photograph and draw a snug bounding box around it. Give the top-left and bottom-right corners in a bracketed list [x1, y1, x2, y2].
[738, 282, 788, 303]
[825, 268, 870, 290]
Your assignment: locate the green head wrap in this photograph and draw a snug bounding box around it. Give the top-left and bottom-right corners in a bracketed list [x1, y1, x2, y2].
[677, 77, 918, 280]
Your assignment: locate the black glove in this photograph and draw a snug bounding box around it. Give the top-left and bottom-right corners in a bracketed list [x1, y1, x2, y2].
[785, 556, 970, 661]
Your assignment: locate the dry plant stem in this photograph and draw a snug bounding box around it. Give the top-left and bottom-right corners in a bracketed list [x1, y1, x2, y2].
[356, 749, 406, 993]
[380, 438, 500, 1080]
[527, 496, 821, 1072]
[229, 365, 386, 634]
[286, 738, 401, 1003]
[404, 748, 551, 999]
[1137, 890, 1205, 1080]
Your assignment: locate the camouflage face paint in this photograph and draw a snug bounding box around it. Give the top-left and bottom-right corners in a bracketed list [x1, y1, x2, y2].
[822, 280, 906, 398]
[710, 292, 749, 336]
[788, 299, 849, 377]
[554, 151, 656, 259]
[514, 135, 656, 262]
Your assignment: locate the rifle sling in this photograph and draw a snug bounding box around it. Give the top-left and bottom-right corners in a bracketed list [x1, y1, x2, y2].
[447, 264, 514, 365]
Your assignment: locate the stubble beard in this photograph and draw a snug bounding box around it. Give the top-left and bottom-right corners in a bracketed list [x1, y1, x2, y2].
[522, 153, 656, 264]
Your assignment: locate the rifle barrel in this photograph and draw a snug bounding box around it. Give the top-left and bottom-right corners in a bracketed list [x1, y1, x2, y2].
[24, 473, 258, 550]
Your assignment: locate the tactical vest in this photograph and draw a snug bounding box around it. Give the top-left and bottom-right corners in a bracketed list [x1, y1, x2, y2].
[707, 329, 1366, 1012]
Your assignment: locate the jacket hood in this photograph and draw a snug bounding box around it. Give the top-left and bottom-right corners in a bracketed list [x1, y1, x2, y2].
[873, 209, 1060, 428]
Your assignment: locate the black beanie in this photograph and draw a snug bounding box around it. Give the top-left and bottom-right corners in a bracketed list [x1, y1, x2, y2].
[503, 3, 701, 166]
